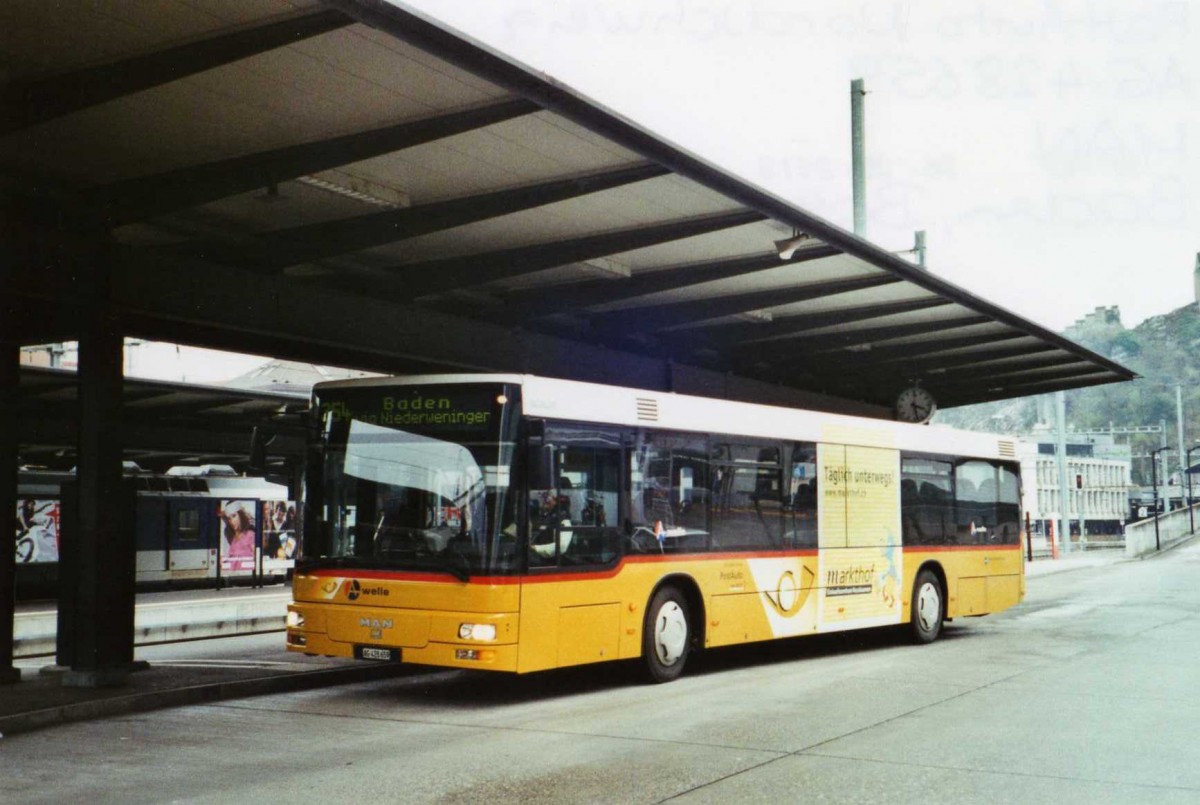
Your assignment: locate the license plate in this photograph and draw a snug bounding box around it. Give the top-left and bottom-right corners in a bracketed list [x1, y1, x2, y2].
[355, 646, 400, 662]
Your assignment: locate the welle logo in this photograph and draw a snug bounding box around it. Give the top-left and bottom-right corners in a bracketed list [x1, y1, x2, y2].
[342, 579, 389, 601]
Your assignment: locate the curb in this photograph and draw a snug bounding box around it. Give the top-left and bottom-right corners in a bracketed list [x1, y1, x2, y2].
[0, 662, 413, 738]
[1025, 557, 1126, 579]
[15, 596, 290, 659]
[14, 621, 287, 659]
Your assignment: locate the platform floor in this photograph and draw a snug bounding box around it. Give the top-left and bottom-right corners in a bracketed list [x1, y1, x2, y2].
[0, 549, 1135, 737]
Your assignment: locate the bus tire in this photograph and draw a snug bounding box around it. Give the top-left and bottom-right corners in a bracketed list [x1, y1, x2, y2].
[910, 569, 944, 644]
[643, 585, 691, 683]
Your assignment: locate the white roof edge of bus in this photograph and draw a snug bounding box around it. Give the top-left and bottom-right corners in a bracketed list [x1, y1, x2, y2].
[314, 373, 1014, 461]
[313, 373, 525, 391]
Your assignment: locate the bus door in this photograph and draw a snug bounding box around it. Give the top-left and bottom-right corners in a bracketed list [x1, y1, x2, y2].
[168, 499, 215, 575]
[954, 460, 1023, 613]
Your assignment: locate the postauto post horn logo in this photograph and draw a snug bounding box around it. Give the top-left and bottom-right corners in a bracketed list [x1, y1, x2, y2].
[343, 579, 389, 601]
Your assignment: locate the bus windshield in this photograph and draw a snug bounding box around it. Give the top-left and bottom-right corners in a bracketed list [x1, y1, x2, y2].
[305, 383, 520, 577]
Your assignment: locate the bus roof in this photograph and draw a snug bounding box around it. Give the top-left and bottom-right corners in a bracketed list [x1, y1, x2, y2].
[314, 374, 1015, 461]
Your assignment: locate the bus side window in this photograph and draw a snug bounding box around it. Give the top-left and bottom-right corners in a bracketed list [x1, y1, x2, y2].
[955, 460, 998, 545]
[527, 444, 568, 568]
[901, 456, 953, 546]
[787, 443, 818, 548]
[710, 443, 784, 551]
[629, 431, 709, 553]
[529, 442, 621, 567]
[996, 463, 1021, 544]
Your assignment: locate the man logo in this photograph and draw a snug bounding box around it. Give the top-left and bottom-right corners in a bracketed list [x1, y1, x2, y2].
[360, 616, 393, 640]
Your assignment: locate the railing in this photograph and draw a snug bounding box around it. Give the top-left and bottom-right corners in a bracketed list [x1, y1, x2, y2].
[1124, 504, 1200, 558]
[1026, 533, 1125, 559]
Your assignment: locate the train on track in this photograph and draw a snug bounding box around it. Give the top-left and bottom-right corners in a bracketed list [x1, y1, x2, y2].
[15, 464, 297, 599]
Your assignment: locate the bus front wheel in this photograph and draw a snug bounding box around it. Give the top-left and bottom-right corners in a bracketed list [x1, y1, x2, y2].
[643, 585, 690, 683]
[910, 570, 944, 644]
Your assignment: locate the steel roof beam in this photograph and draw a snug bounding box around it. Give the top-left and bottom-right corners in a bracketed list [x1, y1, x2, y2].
[778, 359, 1101, 408]
[749, 315, 994, 362]
[938, 374, 1121, 409]
[920, 353, 1087, 383]
[930, 364, 1108, 395]
[669, 297, 954, 354]
[152, 162, 668, 270]
[120, 396, 259, 418]
[385, 209, 766, 300]
[789, 336, 1043, 378]
[498, 245, 842, 321]
[90, 98, 540, 226]
[588, 274, 900, 338]
[813, 355, 1093, 399]
[764, 339, 1061, 391]
[15, 414, 302, 457]
[768, 335, 1041, 381]
[0, 8, 352, 134]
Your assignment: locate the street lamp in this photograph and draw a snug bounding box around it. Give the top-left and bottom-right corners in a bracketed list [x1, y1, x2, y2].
[1186, 443, 1200, 536]
[1150, 446, 1173, 551]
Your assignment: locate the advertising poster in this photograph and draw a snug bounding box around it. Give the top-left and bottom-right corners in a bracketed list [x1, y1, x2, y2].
[816, 444, 903, 631]
[817, 443, 848, 549]
[261, 500, 298, 572]
[15, 499, 60, 564]
[219, 499, 258, 573]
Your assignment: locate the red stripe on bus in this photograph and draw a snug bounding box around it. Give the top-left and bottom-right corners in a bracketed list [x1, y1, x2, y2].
[305, 568, 521, 585]
[523, 549, 820, 584]
[304, 545, 1022, 587]
[908, 544, 1023, 553]
[302, 548, 820, 586]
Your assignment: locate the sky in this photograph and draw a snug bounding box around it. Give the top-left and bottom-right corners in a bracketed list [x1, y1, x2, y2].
[405, 0, 1199, 332]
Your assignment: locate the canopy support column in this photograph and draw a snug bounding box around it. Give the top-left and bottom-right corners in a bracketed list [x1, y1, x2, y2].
[0, 335, 19, 684]
[59, 296, 136, 687]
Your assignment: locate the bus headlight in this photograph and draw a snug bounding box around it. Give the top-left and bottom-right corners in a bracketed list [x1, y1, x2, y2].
[458, 623, 496, 641]
[287, 611, 305, 629]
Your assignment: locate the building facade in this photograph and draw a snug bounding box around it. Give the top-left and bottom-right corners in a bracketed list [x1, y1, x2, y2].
[1019, 434, 1132, 544]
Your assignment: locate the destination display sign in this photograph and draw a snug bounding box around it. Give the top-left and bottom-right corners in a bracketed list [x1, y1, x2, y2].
[316, 383, 512, 438]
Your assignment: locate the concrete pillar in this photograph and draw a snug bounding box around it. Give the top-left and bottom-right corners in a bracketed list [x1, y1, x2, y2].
[59, 308, 135, 687]
[0, 336, 19, 684]
[1055, 391, 1071, 554]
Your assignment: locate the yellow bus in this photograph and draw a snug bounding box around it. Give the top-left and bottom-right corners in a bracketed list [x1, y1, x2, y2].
[286, 374, 1024, 682]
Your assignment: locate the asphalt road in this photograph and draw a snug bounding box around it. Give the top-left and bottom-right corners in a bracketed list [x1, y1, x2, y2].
[5, 545, 1200, 804]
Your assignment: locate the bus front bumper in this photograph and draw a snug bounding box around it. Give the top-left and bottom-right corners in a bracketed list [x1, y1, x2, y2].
[285, 603, 519, 672]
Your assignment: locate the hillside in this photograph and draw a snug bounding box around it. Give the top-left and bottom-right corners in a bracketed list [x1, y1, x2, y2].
[935, 303, 1200, 483]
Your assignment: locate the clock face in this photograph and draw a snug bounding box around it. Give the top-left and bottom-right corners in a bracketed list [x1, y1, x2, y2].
[895, 386, 937, 423]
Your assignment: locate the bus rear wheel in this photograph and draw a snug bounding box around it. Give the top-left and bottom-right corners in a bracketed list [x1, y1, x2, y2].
[643, 585, 691, 683]
[910, 570, 944, 644]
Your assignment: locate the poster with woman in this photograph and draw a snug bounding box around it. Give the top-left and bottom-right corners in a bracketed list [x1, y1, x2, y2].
[219, 500, 257, 573]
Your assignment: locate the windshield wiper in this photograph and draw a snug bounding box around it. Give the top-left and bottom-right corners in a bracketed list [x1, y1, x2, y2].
[440, 546, 471, 582]
[295, 545, 471, 580]
[296, 555, 383, 572]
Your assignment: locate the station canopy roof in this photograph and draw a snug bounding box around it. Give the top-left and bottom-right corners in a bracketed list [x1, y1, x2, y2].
[16, 366, 307, 472]
[1, 1, 1134, 416]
